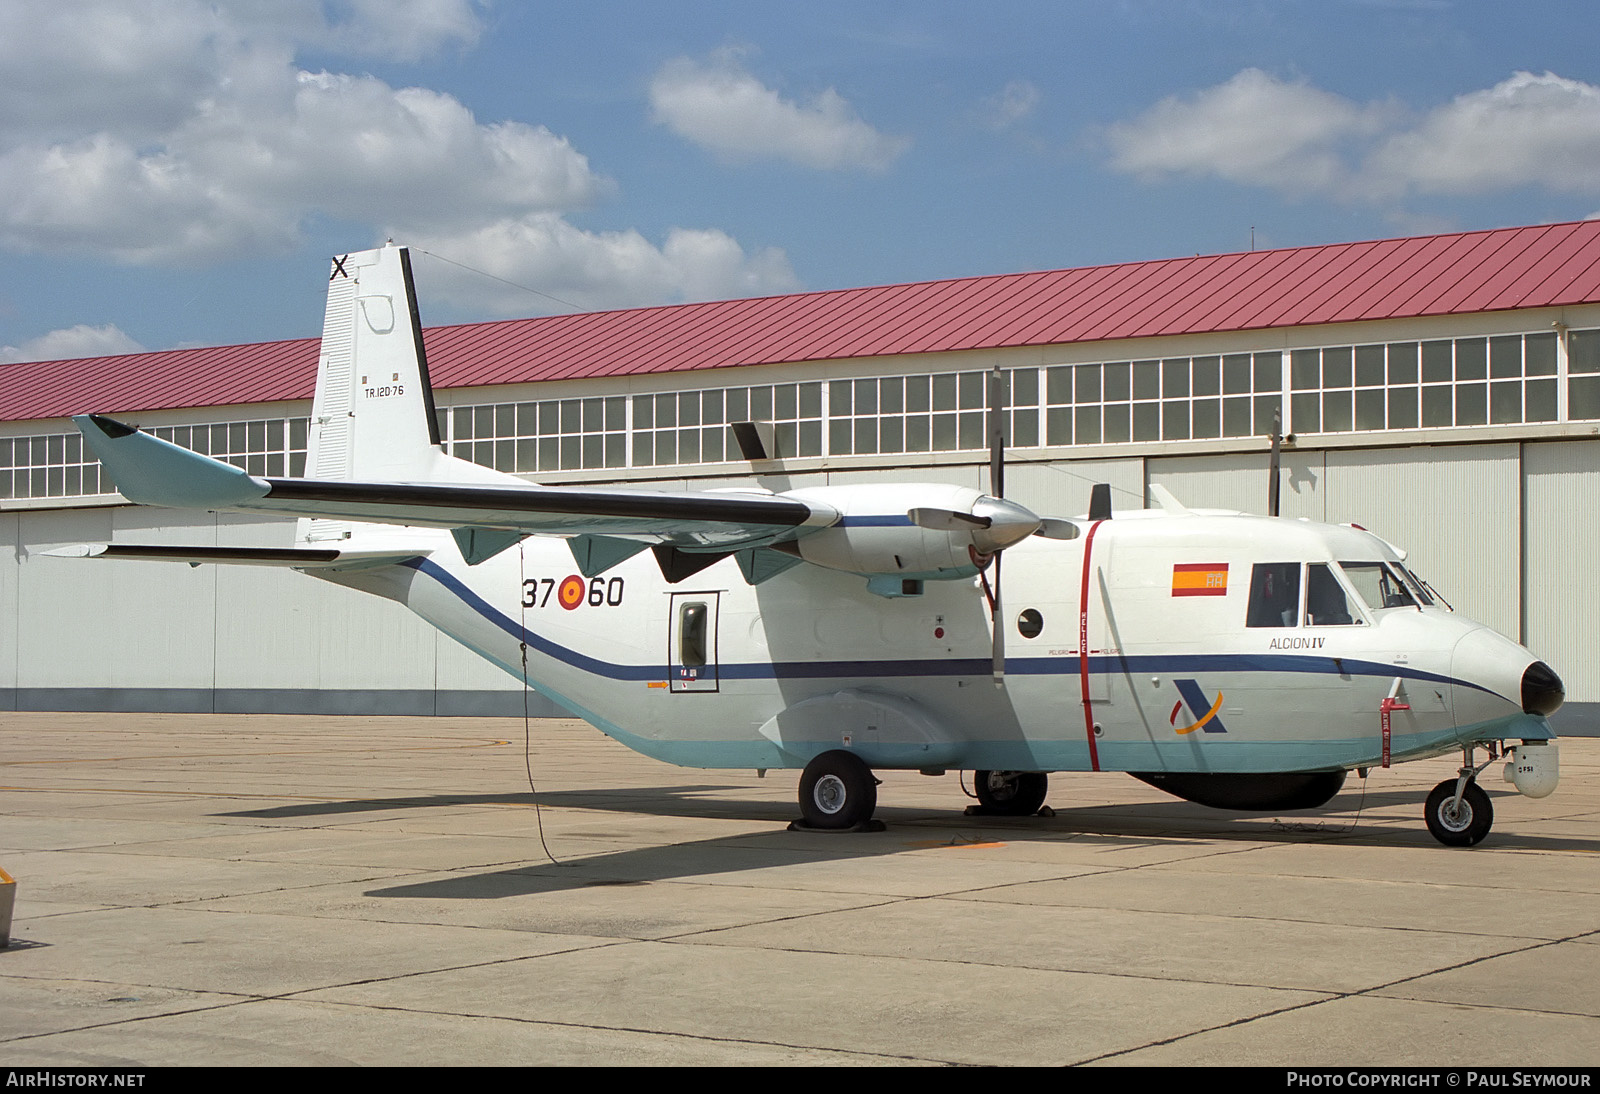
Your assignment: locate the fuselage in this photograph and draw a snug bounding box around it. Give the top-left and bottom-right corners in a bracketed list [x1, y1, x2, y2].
[319, 507, 1556, 778]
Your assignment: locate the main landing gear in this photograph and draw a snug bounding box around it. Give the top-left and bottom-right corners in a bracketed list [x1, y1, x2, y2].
[792, 756, 1054, 829]
[971, 770, 1049, 816]
[796, 750, 881, 830]
[1424, 744, 1498, 847]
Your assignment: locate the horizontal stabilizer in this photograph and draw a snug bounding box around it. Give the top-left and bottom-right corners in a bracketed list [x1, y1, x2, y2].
[39, 543, 419, 570]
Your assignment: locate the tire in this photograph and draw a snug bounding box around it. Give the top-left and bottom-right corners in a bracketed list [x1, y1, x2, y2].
[1424, 779, 1493, 847]
[799, 750, 877, 829]
[974, 770, 1049, 816]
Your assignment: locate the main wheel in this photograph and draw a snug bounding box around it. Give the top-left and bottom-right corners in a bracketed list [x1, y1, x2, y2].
[974, 770, 1049, 816]
[1424, 779, 1493, 847]
[799, 750, 877, 829]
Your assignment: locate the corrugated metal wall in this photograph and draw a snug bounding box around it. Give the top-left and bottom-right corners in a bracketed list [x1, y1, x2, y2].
[1524, 440, 1599, 702]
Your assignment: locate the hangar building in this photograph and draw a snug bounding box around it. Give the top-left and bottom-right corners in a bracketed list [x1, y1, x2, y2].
[2, 220, 1598, 726]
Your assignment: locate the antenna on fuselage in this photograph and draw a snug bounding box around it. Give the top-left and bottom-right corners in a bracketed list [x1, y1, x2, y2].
[1089, 483, 1112, 521]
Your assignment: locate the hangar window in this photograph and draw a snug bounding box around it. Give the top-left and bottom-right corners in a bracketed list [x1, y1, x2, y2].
[446, 396, 626, 473]
[1288, 332, 1557, 435]
[632, 382, 822, 466]
[828, 369, 1037, 457]
[1570, 329, 1600, 421]
[1046, 353, 1280, 446]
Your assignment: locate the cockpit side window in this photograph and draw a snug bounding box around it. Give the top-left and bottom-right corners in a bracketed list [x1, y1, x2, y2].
[1306, 563, 1358, 625]
[1396, 564, 1436, 606]
[1247, 563, 1300, 628]
[1339, 562, 1417, 611]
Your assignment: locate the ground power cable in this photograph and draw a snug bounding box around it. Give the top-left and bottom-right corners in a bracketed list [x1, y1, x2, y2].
[518, 539, 562, 865]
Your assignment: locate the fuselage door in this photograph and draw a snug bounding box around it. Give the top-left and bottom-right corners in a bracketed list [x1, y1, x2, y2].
[669, 592, 721, 693]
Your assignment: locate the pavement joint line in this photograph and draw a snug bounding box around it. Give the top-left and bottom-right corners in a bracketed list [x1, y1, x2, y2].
[254, 996, 962, 1066]
[626, 932, 1375, 995]
[1067, 925, 1600, 1065]
[939, 893, 1591, 942]
[0, 737, 516, 765]
[0, 937, 646, 1047]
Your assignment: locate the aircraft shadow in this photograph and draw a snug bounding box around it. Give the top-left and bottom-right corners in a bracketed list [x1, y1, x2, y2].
[214, 786, 1595, 903]
[214, 785, 770, 821]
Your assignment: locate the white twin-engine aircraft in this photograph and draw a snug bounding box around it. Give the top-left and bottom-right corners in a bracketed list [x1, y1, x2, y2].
[67, 244, 1565, 846]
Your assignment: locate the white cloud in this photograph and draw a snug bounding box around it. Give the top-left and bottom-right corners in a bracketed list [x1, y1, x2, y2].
[1106, 68, 1600, 205]
[982, 81, 1041, 130]
[0, 324, 145, 364]
[1106, 69, 1393, 194]
[1366, 72, 1600, 198]
[0, 0, 790, 313]
[0, 58, 607, 265]
[323, 0, 484, 61]
[402, 215, 801, 315]
[650, 49, 909, 171]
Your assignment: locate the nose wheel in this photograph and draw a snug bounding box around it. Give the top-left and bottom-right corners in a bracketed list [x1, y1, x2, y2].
[1424, 743, 1499, 847]
[1425, 779, 1493, 846]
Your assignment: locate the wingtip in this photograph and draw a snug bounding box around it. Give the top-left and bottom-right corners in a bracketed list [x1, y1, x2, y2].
[73, 414, 140, 439]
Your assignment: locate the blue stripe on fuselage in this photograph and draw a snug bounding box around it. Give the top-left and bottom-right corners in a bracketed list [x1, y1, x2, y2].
[400, 555, 1489, 694]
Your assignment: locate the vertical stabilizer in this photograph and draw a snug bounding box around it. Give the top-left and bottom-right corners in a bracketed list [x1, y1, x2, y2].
[300, 245, 512, 543]
[306, 245, 444, 483]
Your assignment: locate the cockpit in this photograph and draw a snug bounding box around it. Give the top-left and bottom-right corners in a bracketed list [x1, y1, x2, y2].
[1246, 559, 1441, 628]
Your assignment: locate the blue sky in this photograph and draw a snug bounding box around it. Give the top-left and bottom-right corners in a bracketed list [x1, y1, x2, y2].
[3, 0, 1600, 363]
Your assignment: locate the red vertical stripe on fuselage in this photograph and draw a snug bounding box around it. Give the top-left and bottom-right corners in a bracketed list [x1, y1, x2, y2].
[1078, 519, 1105, 772]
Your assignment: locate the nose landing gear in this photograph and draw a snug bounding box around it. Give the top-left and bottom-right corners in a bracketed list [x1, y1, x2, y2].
[1424, 744, 1498, 847]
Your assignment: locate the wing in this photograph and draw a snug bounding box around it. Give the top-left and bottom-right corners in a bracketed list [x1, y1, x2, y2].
[74, 413, 838, 555]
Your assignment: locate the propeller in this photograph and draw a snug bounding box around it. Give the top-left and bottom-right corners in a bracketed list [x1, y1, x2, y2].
[907, 370, 1079, 684]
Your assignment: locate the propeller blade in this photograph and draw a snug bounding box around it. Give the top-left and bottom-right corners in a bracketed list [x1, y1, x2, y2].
[1034, 518, 1081, 540]
[988, 367, 1006, 500]
[988, 367, 1007, 686]
[908, 507, 992, 531]
[991, 552, 1005, 685]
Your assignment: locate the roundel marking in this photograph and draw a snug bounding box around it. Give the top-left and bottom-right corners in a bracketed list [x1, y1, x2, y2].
[557, 575, 586, 610]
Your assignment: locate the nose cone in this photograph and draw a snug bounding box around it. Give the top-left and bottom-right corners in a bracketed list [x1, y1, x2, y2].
[1451, 627, 1562, 727]
[1522, 661, 1565, 716]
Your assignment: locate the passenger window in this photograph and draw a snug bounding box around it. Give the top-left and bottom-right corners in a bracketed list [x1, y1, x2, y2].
[679, 602, 708, 667]
[1247, 563, 1300, 628]
[1306, 564, 1358, 625]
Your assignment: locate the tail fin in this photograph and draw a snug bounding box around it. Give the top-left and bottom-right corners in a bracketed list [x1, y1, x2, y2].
[301, 244, 512, 543]
[308, 244, 444, 482]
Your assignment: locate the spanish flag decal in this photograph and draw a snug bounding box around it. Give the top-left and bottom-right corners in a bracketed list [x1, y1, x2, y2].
[1172, 562, 1229, 597]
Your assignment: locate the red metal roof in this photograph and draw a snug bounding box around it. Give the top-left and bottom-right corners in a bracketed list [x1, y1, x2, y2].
[5, 219, 1600, 425]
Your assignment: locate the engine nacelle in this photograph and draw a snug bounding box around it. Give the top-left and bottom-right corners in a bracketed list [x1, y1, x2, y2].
[779, 483, 1007, 579]
[1503, 739, 1559, 798]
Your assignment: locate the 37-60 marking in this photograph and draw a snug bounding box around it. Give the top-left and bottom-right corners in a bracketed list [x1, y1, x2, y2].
[523, 575, 625, 610]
